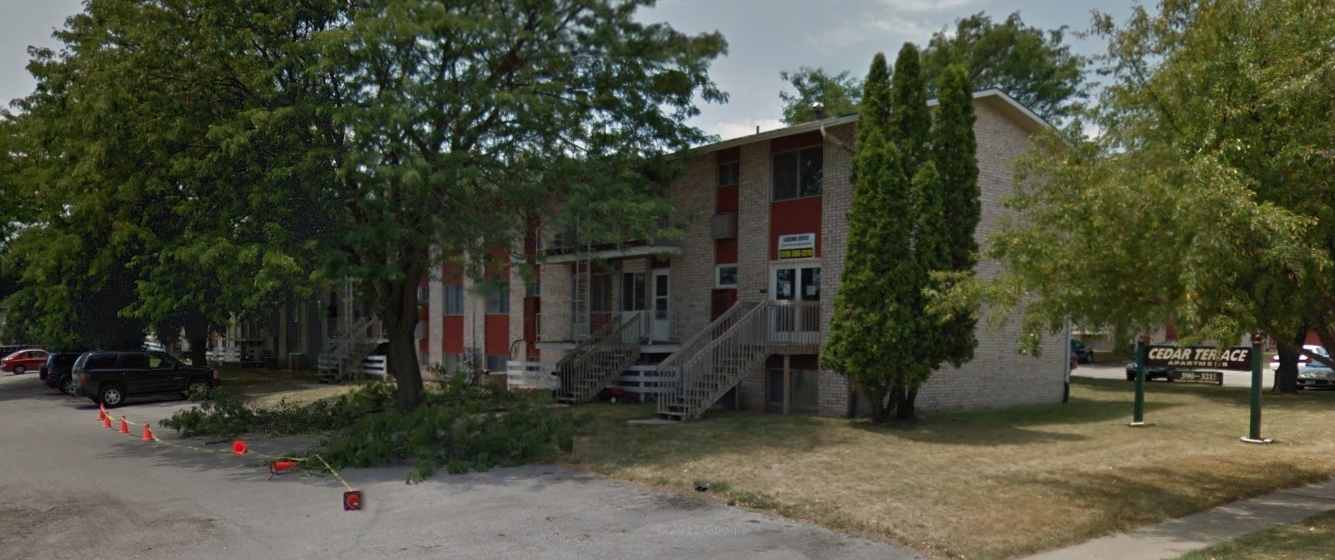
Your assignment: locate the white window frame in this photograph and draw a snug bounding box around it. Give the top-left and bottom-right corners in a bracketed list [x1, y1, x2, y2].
[715, 265, 739, 289]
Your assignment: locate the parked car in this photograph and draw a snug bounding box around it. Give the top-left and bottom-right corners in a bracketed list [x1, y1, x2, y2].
[1070, 340, 1095, 364]
[2, 348, 50, 375]
[1297, 347, 1333, 389]
[41, 351, 86, 395]
[73, 350, 220, 408]
[1270, 345, 1323, 371]
[1125, 357, 1175, 382]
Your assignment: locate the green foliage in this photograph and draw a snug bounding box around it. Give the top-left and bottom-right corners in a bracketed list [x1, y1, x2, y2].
[922, 11, 1091, 124]
[160, 380, 584, 483]
[930, 64, 982, 367]
[313, 0, 728, 410]
[969, 0, 1335, 389]
[826, 44, 984, 422]
[823, 52, 919, 423]
[779, 67, 863, 125]
[890, 43, 932, 175]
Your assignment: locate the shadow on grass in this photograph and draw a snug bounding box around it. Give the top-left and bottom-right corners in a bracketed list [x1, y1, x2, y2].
[996, 463, 1335, 558]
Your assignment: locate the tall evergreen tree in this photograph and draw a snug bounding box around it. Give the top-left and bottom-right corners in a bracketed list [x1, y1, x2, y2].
[890, 43, 932, 175]
[931, 64, 982, 367]
[822, 53, 919, 423]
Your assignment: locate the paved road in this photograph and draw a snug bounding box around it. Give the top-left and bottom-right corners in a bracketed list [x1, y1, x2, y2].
[1073, 362, 1275, 389]
[0, 373, 921, 560]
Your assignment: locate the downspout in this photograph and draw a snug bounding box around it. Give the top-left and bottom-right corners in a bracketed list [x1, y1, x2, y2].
[820, 122, 855, 155]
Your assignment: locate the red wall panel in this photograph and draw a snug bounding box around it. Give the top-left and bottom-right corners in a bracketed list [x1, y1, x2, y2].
[716, 184, 739, 213]
[443, 316, 464, 354]
[715, 238, 738, 264]
[770, 197, 823, 261]
[485, 315, 510, 357]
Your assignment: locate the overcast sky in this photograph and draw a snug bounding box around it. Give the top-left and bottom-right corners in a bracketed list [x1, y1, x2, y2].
[1, 0, 1141, 140]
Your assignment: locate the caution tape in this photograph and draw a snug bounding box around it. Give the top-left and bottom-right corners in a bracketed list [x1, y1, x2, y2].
[99, 407, 358, 507]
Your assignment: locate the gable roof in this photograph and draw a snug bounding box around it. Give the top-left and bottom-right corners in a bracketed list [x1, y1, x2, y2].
[688, 88, 1051, 156]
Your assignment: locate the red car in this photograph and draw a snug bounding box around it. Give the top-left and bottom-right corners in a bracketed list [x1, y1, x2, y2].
[3, 349, 50, 375]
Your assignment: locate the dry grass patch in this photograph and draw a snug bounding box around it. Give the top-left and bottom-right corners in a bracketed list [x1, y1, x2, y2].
[561, 379, 1335, 560]
[1177, 510, 1335, 560]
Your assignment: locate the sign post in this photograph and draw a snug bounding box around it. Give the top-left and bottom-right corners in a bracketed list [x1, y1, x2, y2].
[1242, 334, 1272, 444]
[1131, 335, 1149, 427]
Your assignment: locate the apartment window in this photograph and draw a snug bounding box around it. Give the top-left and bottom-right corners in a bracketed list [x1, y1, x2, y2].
[716, 266, 738, 289]
[765, 368, 820, 412]
[486, 284, 510, 314]
[443, 353, 460, 373]
[444, 285, 464, 315]
[417, 285, 429, 303]
[718, 161, 740, 186]
[486, 355, 507, 373]
[622, 272, 646, 311]
[527, 279, 541, 297]
[589, 274, 613, 312]
[772, 146, 823, 201]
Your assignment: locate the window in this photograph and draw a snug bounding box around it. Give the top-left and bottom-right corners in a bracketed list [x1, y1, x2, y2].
[765, 368, 820, 412]
[120, 353, 148, 369]
[443, 353, 460, 373]
[716, 265, 738, 289]
[86, 354, 117, 370]
[444, 285, 464, 315]
[418, 285, 429, 303]
[527, 279, 540, 297]
[589, 274, 613, 312]
[485, 355, 507, 373]
[718, 161, 740, 186]
[486, 284, 510, 314]
[771, 147, 823, 201]
[148, 352, 177, 368]
[622, 272, 646, 311]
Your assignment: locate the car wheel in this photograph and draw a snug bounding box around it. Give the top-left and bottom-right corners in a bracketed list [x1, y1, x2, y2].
[185, 378, 211, 398]
[60, 376, 77, 396]
[13, 365, 24, 375]
[1127, 372, 1136, 381]
[99, 384, 126, 408]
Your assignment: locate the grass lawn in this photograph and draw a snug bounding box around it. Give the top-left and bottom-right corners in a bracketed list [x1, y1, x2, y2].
[560, 378, 1335, 560]
[210, 366, 359, 408]
[1177, 510, 1335, 559]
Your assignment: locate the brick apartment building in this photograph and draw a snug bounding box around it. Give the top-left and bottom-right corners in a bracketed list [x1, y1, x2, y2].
[413, 88, 1066, 419]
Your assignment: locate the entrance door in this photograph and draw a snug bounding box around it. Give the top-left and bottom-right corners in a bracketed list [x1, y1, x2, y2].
[652, 270, 671, 343]
[770, 264, 820, 342]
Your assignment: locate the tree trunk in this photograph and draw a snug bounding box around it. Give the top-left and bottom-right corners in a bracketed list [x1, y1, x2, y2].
[1273, 332, 1303, 394]
[894, 387, 918, 422]
[380, 265, 426, 411]
[866, 383, 891, 424]
[183, 313, 210, 367]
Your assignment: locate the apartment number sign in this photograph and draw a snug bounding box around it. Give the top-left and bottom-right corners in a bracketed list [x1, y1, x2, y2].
[778, 233, 816, 260]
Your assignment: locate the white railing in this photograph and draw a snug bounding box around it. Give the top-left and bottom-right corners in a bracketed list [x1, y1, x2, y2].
[658, 300, 820, 419]
[554, 311, 647, 404]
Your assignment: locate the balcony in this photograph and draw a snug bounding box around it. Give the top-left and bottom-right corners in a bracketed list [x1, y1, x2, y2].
[542, 221, 682, 263]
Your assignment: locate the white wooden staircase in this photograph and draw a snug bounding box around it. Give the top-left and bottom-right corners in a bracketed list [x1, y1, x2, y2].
[317, 317, 380, 383]
[554, 311, 648, 404]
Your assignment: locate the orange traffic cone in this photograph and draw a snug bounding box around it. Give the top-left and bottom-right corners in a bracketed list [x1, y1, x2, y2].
[267, 459, 298, 481]
[232, 440, 247, 455]
[118, 416, 129, 434]
[141, 422, 153, 441]
[98, 405, 107, 423]
[102, 413, 112, 429]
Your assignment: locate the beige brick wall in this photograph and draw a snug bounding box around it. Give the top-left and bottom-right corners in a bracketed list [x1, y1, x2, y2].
[736, 140, 773, 412]
[816, 123, 857, 416]
[669, 150, 720, 342]
[540, 262, 572, 343]
[913, 101, 1066, 411]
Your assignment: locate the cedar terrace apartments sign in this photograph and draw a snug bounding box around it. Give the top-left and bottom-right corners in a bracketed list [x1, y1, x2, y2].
[1144, 345, 1255, 371]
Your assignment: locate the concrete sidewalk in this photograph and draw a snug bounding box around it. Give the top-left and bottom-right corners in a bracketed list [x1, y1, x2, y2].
[1020, 479, 1335, 560]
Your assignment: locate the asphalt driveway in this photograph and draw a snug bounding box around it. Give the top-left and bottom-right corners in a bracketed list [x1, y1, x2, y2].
[0, 373, 921, 560]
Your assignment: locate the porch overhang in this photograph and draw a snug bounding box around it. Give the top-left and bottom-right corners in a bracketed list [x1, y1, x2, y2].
[542, 243, 680, 264]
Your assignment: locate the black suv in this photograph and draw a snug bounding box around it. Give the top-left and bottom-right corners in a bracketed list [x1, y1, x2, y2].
[73, 350, 220, 407]
[40, 351, 84, 396]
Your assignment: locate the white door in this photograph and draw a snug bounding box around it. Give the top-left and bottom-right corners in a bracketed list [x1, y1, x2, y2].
[770, 264, 821, 342]
[652, 270, 671, 343]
